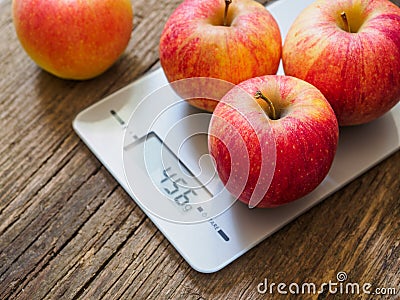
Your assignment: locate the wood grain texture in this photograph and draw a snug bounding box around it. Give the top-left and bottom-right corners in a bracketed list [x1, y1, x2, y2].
[1, 0, 399, 299]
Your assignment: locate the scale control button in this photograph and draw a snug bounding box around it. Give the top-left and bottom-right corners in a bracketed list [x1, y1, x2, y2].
[217, 229, 230, 242]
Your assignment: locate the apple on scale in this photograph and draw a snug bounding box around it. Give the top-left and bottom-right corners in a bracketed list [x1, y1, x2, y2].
[282, 0, 400, 126]
[208, 75, 339, 208]
[159, 0, 282, 112]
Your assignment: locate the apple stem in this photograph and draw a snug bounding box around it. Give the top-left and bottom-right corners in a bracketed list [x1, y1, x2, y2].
[254, 90, 277, 120]
[341, 11, 351, 33]
[224, 0, 232, 26]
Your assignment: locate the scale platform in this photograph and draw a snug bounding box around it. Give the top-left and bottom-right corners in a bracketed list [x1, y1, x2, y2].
[73, 0, 400, 273]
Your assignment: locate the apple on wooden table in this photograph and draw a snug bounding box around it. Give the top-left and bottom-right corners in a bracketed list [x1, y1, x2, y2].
[208, 75, 339, 208]
[159, 0, 282, 112]
[282, 0, 400, 126]
[12, 0, 133, 80]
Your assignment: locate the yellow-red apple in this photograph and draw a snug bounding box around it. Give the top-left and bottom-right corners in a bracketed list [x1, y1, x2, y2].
[208, 75, 339, 208]
[12, 0, 133, 80]
[159, 0, 282, 112]
[282, 0, 400, 126]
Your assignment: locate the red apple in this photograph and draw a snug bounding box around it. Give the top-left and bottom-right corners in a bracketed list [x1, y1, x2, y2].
[282, 0, 400, 126]
[12, 0, 133, 80]
[159, 0, 282, 112]
[208, 75, 339, 208]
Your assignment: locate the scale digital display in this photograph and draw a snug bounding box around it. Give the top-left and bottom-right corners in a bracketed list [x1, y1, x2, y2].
[123, 132, 231, 241]
[123, 132, 235, 225]
[139, 132, 213, 213]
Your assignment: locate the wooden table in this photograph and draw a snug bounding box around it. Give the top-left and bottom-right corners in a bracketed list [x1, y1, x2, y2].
[1, 0, 399, 299]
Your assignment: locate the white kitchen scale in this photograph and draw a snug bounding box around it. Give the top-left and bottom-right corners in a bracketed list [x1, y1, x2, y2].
[73, 0, 400, 273]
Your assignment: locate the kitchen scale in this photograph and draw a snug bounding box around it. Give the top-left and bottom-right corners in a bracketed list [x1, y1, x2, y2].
[73, 0, 400, 273]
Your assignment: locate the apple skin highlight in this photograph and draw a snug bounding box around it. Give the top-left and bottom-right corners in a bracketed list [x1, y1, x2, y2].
[12, 0, 133, 80]
[208, 75, 339, 208]
[159, 0, 282, 112]
[282, 0, 400, 126]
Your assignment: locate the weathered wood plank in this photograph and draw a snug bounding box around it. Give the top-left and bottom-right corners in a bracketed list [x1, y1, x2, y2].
[1, 0, 399, 299]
